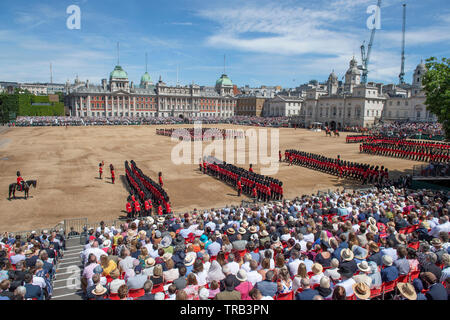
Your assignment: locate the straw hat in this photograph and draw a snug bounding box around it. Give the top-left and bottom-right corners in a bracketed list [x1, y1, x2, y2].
[352, 246, 368, 260]
[138, 230, 147, 237]
[238, 227, 246, 235]
[146, 216, 154, 224]
[357, 261, 371, 273]
[368, 224, 378, 233]
[431, 238, 442, 246]
[236, 269, 248, 282]
[145, 257, 155, 267]
[249, 226, 257, 233]
[340, 248, 354, 262]
[382, 255, 393, 267]
[397, 282, 417, 300]
[227, 228, 235, 235]
[241, 221, 249, 228]
[92, 284, 107, 296]
[352, 282, 370, 300]
[157, 217, 165, 224]
[395, 233, 407, 245]
[260, 230, 269, 237]
[127, 229, 136, 238]
[311, 263, 323, 275]
[184, 254, 195, 266]
[160, 235, 172, 248]
[162, 252, 173, 261]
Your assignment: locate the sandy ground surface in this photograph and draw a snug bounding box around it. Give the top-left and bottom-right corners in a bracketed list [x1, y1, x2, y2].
[0, 125, 425, 232]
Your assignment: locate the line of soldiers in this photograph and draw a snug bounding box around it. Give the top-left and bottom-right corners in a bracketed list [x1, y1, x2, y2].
[156, 128, 245, 140]
[201, 156, 283, 202]
[124, 160, 171, 219]
[346, 135, 374, 143]
[284, 149, 389, 185]
[360, 140, 450, 163]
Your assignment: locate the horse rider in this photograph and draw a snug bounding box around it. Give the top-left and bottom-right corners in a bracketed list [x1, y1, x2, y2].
[16, 171, 25, 191]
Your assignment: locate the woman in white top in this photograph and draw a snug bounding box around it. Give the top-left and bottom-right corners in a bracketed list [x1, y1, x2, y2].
[206, 260, 225, 283]
[309, 263, 324, 286]
[193, 259, 208, 287]
[163, 259, 179, 283]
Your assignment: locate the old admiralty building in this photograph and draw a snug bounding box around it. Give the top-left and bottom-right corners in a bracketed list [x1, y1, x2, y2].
[66, 64, 236, 118]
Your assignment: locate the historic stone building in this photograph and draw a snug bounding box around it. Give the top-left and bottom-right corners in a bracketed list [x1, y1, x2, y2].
[301, 58, 434, 129]
[235, 94, 267, 116]
[66, 64, 236, 118]
[263, 95, 303, 117]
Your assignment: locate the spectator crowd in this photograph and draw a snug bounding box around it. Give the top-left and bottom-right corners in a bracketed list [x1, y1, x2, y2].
[70, 186, 449, 301]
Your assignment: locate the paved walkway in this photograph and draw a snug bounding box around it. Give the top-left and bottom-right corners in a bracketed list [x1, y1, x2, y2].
[51, 237, 84, 300]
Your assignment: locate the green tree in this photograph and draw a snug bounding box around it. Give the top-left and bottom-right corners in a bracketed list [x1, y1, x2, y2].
[422, 57, 450, 139]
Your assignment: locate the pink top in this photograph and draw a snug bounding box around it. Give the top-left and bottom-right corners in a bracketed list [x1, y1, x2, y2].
[235, 281, 254, 300]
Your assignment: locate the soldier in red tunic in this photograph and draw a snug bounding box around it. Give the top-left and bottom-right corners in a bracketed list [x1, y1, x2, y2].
[249, 164, 254, 173]
[126, 201, 133, 219]
[134, 200, 141, 218]
[237, 178, 242, 197]
[16, 171, 24, 191]
[99, 162, 103, 179]
[158, 172, 163, 187]
[110, 164, 115, 184]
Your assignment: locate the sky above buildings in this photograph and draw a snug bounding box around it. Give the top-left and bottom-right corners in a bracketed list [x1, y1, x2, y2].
[0, 0, 449, 87]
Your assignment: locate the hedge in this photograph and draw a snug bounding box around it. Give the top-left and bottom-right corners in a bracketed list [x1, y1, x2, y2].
[0, 93, 64, 121]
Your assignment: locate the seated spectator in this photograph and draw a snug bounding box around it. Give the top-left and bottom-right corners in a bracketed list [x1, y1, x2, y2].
[24, 273, 43, 300]
[184, 273, 200, 300]
[317, 276, 332, 299]
[380, 255, 399, 282]
[310, 263, 324, 286]
[421, 272, 447, 300]
[235, 269, 253, 300]
[352, 282, 370, 300]
[295, 278, 318, 300]
[208, 280, 220, 299]
[336, 265, 356, 297]
[137, 280, 154, 300]
[394, 246, 410, 275]
[396, 282, 417, 300]
[215, 276, 241, 300]
[324, 258, 341, 282]
[249, 288, 273, 300]
[108, 268, 125, 294]
[331, 285, 347, 300]
[255, 270, 277, 298]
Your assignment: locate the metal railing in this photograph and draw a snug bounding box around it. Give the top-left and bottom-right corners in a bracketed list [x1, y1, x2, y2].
[412, 164, 450, 179]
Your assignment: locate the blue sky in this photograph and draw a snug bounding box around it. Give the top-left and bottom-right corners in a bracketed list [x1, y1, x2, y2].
[0, 0, 449, 88]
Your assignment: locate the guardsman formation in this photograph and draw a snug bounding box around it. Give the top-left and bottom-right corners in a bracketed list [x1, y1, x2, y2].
[156, 128, 245, 141]
[284, 149, 389, 185]
[346, 134, 376, 143]
[360, 137, 450, 163]
[125, 160, 171, 219]
[201, 155, 283, 202]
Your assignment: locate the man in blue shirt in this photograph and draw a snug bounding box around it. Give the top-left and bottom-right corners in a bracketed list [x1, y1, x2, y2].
[255, 270, 277, 297]
[296, 278, 319, 300]
[380, 255, 399, 282]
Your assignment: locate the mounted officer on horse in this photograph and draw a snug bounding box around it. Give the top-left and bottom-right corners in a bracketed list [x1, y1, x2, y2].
[8, 171, 37, 200]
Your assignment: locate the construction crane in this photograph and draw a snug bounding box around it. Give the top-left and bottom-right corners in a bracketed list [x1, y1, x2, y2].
[399, 3, 407, 84]
[359, 0, 382, 84]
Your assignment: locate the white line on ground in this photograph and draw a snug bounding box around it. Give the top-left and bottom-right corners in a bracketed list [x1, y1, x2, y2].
[51, 291, 83, 299]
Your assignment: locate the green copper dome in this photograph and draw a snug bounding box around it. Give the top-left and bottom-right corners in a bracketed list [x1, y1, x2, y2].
[216, 74, 233, 87]
[110, 65, 128, 79]
[140, 72, 152, 84]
